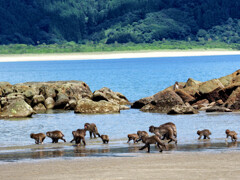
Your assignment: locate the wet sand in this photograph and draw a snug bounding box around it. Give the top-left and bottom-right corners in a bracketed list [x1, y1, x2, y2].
[0, 50, 240, 62]
[0, 151, 240, 179]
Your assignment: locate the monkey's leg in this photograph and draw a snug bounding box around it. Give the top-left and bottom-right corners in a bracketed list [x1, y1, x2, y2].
[204, 135, 207, 139]
[127, 138, 131, 143]
[207, 136, 210, 139]
[93, 132, 97, 138]
[82, 138, 86, 146]
[198, 135, 202, 140]
[61, 137, 66, 142]
[70, 138, 75, 143]
[157, 143, 163, 152]
[90, 132, 93, 139]
[139, 144, 148, 150]
[147, 144, 151, 153]
[97, 133, 101, 137]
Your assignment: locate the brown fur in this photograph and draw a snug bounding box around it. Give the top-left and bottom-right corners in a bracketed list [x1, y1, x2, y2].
[160, 122, 177, 139]
[197, 129, 211, 140]
[127, 134, 139, 143]
[149, 125, 177, 144]
[100, 135, 109, 144]
[84, 123, 101, 138]
[70, 129, 86, 145]
[46, 130, 66, 143]
[30, 133, 46, 144]
[136, 131, 149, 142]
[226, 129, 238, 142]
[139, 134, 167, 153]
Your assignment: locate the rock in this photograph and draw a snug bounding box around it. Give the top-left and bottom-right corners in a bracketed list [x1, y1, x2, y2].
[33, 95, 45, 104]
[92, 87, 130, 105]
[64, 99, 77, 110]
[185, 78, 202, 87]
[0, 98, 34, 118]
[33, 103, 46, 113]
[0, 82, 13, 96]
[74, 99, 120, 114]
[167, 105, 199, 115]
[218, 69, 240, 86]
[55, 93, 69, 108]
[44, 97, 55, 109]
[206, 106, 232, 112]
[140, 90, 184, 113]
[131, 96, 153, 109]
[175, 89, 195, 102]
[199, 79, 224, 94]
[223, 87, 240, 110]
[120, 105, 130, 110]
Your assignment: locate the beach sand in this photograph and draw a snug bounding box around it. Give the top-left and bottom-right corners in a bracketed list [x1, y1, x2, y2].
[0, 50, 240, 62]
[0, 152, 240, 179]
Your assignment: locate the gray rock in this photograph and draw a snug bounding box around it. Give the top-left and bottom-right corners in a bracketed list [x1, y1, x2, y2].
[44, 97, 55, 109]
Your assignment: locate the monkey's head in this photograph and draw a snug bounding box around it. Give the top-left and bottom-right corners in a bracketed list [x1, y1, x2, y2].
[30, 133, 34, 138]
[149, 126, 155, 133]
[72, 131, 76, 136]
[197, 130, 200, 135]
[225, 129, 230, 134]
[46, 132, 51, 137]
[84, 123, 90, 130]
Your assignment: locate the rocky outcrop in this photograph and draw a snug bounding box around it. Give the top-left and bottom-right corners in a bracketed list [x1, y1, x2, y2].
[74, 99, 120, 114]
[206, 106, 232, 112]
[0, 81, 129, 118]
[140, 90, 184, 113]
[92, 87, 130, 105]
[133, 69, 240, 114]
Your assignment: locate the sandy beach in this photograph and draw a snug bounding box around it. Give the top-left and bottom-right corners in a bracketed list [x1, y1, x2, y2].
[0, 50, 240, 62]
[0, 151, 239, 180]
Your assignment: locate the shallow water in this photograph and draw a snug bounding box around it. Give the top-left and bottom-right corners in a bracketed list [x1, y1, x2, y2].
[0, 55, 240, 162]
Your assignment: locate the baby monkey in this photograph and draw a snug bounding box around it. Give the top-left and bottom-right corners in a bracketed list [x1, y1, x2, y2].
[197, 129, 211, 140]
[225, 129, 238, 142]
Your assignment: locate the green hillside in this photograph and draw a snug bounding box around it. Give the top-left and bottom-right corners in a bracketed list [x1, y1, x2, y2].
[0, 0, 240, 47]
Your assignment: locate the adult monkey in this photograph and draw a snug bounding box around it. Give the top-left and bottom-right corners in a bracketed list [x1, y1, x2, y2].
[70, 129, 87, 145]
[84, 123, 101, 138]
[159, 122, 177, 140]
[139, 133, 167, 153]
[149, 125, 177, 144]
[46, 130, 66, 143]
[30, 133, 46, 144]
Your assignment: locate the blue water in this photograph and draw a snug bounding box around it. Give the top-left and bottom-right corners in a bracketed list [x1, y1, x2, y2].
[1, 55, 239, 101]
[0, 55, 240, 160]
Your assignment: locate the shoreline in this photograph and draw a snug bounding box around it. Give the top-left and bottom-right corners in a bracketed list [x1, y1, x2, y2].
[1, 151, 240, 179]
[0, 49, 240, 62]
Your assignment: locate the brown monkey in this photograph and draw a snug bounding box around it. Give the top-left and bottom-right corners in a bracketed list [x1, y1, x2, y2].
[30, 133, 46, 144]
[226, 129, 238, 142]
[149, 125, 177, 144]
[100, 135, 109, 144]
[84, 123, 101, 138]
[127, 134, 139, 143]
[197, 129, 211, 140]
[139, 134, 167, 153]
[136, 131, 149, 142]
[160, 122, 177, 139]
[70, 129, 86, 145]
[46, 130, 66, 143]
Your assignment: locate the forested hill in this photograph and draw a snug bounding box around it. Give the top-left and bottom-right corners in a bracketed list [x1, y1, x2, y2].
[0, 0, 240, 45]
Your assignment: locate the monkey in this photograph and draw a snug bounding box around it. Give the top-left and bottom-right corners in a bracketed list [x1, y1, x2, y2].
[127, 134, 139, 143]
[136, 131, 149, 143]
[197, 129, 211, 140]
[139, 134, 167, 153]
[46, 130, 66, 143]
[173, 81, 179, 90]
[100, 135, 109, 144]
[160, 122, 177, 139]
[149, 125, 177, 144]
[225, 129, 238, 142]
[30, 133, 46, 144]
[70, 129, 86, 145]
[84, 123, 101, 138]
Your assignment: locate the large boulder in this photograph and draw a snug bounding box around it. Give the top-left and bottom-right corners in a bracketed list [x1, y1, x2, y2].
[0, 98, 34, 118]
[175, 89, 195, 102]
[33, 103, 47, 113]
[167, 105, 199, 115]
[74, 99, 120, 114]
[33, 95, 45, 104]
[140, 90, 184, 113]
[223, 87, 240, 110]
[55, 93, 69, 108]
[198, 79, 224, 94]
[44, 97, 55, 109]
[218, 69, 240, 86]
[92, 87, 130, 105]
[131, 96, 153, 109]
[184, 78, 202, 87]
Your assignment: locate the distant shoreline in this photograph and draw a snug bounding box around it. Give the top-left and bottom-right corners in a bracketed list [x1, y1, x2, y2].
[0, 50, 240, 62]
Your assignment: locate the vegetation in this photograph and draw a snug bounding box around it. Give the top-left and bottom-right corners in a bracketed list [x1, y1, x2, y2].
[0, 0, 239, 53]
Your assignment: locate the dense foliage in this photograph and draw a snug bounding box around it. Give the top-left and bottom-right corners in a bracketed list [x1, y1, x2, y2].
[0, 0, 240, 45]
